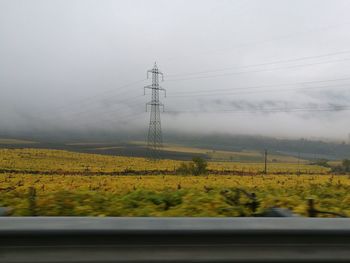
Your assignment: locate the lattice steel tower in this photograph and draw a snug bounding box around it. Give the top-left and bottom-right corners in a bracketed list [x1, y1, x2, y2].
[144, 62, 166, 158]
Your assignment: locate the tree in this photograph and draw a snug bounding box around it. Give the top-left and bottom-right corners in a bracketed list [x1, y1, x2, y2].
[331, 159, 350, 174]
[342, 159, 350, 172]
[312, 158, 330, 168]
[176, 157, 208, 176]
[192, 157, 208, 175]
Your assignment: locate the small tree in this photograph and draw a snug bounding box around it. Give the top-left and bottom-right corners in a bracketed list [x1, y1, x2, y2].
[331, 159, 350, 174]
[312, 158, 330, 168]
[342, 159, 350, 172]
[176, 157, 207, 175]
[192, 157, 208, 175]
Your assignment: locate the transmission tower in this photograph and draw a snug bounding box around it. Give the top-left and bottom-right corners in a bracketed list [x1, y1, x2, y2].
[144, 62, 166, 159]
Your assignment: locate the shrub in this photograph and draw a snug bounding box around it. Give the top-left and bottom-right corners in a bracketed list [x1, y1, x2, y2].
[176, 157, 207, 175]
[192, 157, 208, 175]
[331, 159, 350, 174]
[311, 159, 330, 168]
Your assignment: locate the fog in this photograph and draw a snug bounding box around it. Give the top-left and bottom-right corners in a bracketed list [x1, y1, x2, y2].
[1, 0, 350, 141]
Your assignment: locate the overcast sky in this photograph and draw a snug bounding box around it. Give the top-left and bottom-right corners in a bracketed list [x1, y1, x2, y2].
[1, 0, 350, 141]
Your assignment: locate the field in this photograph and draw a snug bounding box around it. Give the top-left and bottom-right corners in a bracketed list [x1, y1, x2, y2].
[160, 144, 304, 163]
[0, 148, 328, 175]
[0, 148, 348, 217]
[127, 141, 307, 162]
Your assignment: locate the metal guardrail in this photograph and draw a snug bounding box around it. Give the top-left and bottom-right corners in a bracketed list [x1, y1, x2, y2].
[0, 217, 350, 262]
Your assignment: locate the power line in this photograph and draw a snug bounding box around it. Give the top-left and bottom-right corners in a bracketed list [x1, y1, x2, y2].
[37, 80, 144, 122]
[170, 76, 350, 95]
[119, 112, 147, 124]
[164, 20, 350, 63]
[166, 57, 350, 82]
[31, 50, 350, 119]
[169, 83, 350, 98]
[49, 56, 350, 118]
[33, 79, 146, 117]
[98, 111, 146, 125]
[164, 105, 350, 115]
[62, 95, 144, 120]
[166, 49, 350, 78]
[64, 110, 146, 128]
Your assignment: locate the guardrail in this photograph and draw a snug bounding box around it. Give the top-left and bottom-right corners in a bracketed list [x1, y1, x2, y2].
[0, 217, 350, 262]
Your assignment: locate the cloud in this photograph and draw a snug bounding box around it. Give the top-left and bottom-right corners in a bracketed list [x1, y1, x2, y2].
[0, 0, 350, 141]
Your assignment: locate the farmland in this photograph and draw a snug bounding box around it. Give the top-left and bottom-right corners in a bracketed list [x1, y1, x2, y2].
[0, 148, 348, 217]
[0, 148, 328, 175]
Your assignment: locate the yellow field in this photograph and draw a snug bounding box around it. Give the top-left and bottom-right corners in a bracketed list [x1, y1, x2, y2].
[0, 148, 346, 217]
[143, 142, 306, 163]
[0, 148, 328, 174]
[0, 148, 177, 173]
[0, 174, 349, 217]
[126, 141, 306, 163]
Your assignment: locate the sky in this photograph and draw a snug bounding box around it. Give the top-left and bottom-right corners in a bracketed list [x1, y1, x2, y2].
[1, 0, 350, 141]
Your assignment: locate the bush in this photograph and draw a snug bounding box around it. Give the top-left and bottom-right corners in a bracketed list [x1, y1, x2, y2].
[331, 159, 350, 174]
[342, 159, 350, 172]
[176, 157, 208, 175]
[192, 157, 208, 175]
[176, 162, 193, 175]
[311, 159, 330, 168]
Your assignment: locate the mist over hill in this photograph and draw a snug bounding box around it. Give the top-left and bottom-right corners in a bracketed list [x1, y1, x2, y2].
[165, 133, 350, 160]
[0, 129, 349, 160]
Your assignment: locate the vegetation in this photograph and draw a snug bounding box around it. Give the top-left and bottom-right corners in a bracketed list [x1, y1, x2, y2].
[0, 173, 349, 217]
[311, 159, 330, 168]
[331, 159, 350, 174]
[176, 157, 208, 175]
[0, 148, 329, 175]
[0, 148, 347, 217]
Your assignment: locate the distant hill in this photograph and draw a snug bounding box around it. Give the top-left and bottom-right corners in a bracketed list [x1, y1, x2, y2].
[0, 131, 349, 161]
[165, 133, 350, 160]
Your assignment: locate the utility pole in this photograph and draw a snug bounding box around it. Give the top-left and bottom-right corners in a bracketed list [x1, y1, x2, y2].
[264, 149, 268, 175]
[297, 151, 301, 175]
[144, 62, 166, 159]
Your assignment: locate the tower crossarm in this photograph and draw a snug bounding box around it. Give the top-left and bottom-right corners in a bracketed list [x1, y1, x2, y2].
[144, 85, 166, 97]
[146, 101, 164, 112]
